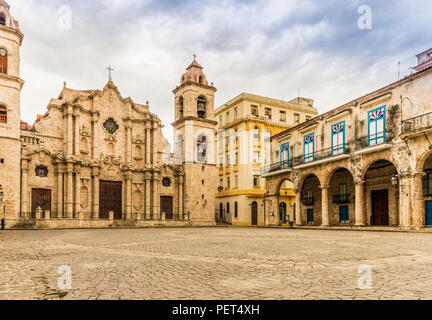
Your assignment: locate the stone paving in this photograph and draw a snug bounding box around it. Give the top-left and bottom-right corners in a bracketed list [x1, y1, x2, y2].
[0, 227, 432, 300]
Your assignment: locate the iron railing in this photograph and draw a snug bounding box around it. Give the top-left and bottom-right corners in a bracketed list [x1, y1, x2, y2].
[302, 196, 314, 206]
[332, 194, 351, 204]
[402, 112, 432, 134]
[292, 146, 350, 167]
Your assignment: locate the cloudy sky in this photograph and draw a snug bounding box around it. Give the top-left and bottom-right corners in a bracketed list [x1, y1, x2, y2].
[10, 0, 432, 145]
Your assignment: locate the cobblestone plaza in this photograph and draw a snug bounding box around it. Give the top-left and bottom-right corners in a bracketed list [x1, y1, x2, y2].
[0, 227, 431, 300]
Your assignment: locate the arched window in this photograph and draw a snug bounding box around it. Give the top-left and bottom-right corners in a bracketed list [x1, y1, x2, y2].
[197, 96, 207, 118]
[179, 96, 184, 117]
[226, 202, 230, 214]
[234, 202, 238, 218]
[0, 106, 6, 123]
[0, 48, 7, 74]
[197, 135, 207, 163]
[0, 13, 5, 26]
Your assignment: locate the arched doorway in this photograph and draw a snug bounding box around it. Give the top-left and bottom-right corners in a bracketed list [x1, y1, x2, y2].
[364, 160, 398, 226]
[327, 168, 355, 225]
[251, 201, 258, 226]
[279, 202, 287, 223]
[278, 179, 294, 225]
[300, 174, 321, 225]
[422, 154, 432, 226]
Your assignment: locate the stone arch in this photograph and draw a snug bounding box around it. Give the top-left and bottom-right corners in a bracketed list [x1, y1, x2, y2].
[416, 149, 432, 173]
[299, 173, 322, 226]
[323, 165, 354, 187]
[362, 157, 399, 180]
[326, 167, 355, 225]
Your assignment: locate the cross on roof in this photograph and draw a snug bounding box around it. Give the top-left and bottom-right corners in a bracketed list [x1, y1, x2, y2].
[106, 65, 114, 82]
[192, 53, 197, 61]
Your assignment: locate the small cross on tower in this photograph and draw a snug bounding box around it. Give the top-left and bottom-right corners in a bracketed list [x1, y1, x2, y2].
[106, 65, 114, 82]
[192, 53, 197, 61]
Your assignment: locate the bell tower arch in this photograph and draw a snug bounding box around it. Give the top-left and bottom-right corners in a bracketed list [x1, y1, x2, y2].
[172, 58, 217, 225]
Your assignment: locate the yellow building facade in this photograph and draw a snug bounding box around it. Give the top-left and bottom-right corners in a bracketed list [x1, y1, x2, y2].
[215, 93, 317, 226]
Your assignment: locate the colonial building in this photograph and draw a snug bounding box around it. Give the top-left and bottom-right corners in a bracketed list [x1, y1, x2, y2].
[215, 93, 317, 226]
[262, 51, 432, 229]
[0, 1, 217, 228]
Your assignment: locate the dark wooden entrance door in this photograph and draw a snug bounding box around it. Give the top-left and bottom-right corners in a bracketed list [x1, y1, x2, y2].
[251, 202, 258, 226]
[372, 190, 389, 226]
[99, 181, 122, 220]
[161, 196, 173, 220]
[31, 189, 51, 219]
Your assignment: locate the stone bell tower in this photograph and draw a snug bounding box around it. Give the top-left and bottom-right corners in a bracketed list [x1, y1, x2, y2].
[0, 0, 24, 221]
[172, 58, 217, 226]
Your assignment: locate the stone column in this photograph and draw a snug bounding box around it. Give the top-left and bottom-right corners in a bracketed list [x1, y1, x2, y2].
[91, 116, 99, 160]
[411, 172, 425, 227]
[21, 160, 29, 217]
[126, 124, 132, 164]
[295, 189, 302, 226]
[67, 107, 73, 156]
[321, 185, 330, 227]
[152, 122, 158, 164]
[92, 168, 100, 220]
[74, 166, 81, 219]
[355, 180, 366, 226]
[153, 172, 160, 219]
[145, 172, 151, 220]
[179, 175, 184, 220]
[57, 166, 64, 218]
[399, 173, 412, 227]
[146, 124, 151, 165]
[74, 112, 80, 156]
[66, 163, 74, 219]
[125, 171, 132, 220]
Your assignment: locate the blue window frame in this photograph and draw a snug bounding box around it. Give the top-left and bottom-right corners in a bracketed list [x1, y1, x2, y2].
[280, 142, 290, 169]
[426, 172, 432, 196]
[368, 106, 386, 146]
[304, 133, 315, 163]
[332, 121, 345, 155]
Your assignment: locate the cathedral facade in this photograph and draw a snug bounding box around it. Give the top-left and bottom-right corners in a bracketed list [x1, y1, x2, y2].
[0, 1, 217, 228]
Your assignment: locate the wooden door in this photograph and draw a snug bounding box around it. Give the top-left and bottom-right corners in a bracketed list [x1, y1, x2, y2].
[251, 202, 258, 226]
[99, 181, 122, 220]
[339, 206, 349, 224]
[161, 196, 173, 220]
[372, 190, 389, 226]
[31, 189, 51, 219]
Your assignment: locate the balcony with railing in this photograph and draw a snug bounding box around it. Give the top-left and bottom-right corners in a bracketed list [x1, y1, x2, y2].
[332, 194, 351, 204]
[292, 145, 351, 167]
[260, 160, 292, 175]
[354, 131, 393, 151]
[401, 112, 432, 135]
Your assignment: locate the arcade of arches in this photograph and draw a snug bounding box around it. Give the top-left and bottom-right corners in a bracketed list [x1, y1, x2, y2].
[265, 153, 432, 229]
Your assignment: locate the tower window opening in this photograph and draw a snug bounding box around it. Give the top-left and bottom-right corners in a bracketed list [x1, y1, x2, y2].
[197, 135, 208, 163]
[0, 48, 7, 74]
[0, 106, 7, 123]
[179, 96, 184, 117]
[197, 96, 207, 119]
[0, 13, 5, 26]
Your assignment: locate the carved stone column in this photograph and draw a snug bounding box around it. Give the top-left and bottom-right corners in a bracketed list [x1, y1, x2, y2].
[146, 123, 151, 165]
[321, 185, 330, 227]
[152, 123, 158, 164]
[399, 172, 412, 227]
[74, 112, 80, 156]
[91, 116, 99, 160]
[66, 163, 74, 219]
[153, 171, 160, 219]
[92, 167, 100, 220]
[355, 180, 366, 226]
[125, 171, 132, 220]
[295, 189, 302, 226]
[126, 123, 132, 164]
[67, 106, 73, 156]
[74, 165, 81, 219]
[179, 175, 184, 220]
[145, 172, 151, 220]
[57, 166, 64, 218]
[411, 172, 426, 227]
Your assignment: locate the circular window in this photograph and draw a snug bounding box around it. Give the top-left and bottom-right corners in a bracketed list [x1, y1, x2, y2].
[0, 49, 7, 57]
[162, 177, 171, 187]
[103, 118, 119, 134]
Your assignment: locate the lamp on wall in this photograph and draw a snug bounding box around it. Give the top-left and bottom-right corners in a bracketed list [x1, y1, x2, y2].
[391, 175, 399, 187]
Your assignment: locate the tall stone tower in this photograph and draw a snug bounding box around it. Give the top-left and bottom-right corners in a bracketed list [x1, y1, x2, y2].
[0, 0, 23, 221]
[172, 59, 217, 226]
